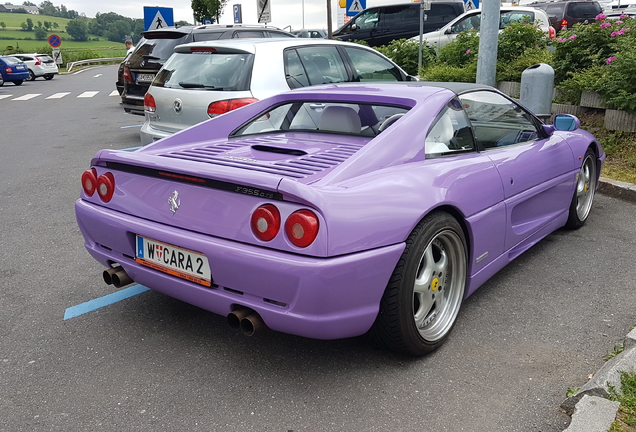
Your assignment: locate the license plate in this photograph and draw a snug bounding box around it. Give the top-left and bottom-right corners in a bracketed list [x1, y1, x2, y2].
[136, 73, 155, 83]
[135, 236, 211, 286]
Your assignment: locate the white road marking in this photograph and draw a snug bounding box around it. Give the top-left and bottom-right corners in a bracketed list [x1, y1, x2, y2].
[46, 92, 71, 99]
[77, 91, 99, 98]
[12, 94, 41, 101]
[93, 74, 103, 78]
[0, 95, 13, 100]
[109, 90, 119, 97]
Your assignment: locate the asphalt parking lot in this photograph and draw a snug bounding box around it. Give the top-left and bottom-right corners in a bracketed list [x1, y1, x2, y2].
[1, 65, 635, 431]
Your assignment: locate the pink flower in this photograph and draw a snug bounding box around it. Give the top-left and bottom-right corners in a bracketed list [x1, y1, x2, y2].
[618, 28, 626, 35]
[611, 31, 617, 36]
[596, 13, 606, 20]
[569, 34, 578, 40]
[557, 37, 567, 42]
[600, 22, 611, 28]
[616, 20, 623, 24]
[466, 49, 471, 54]
[607, 56, 617, 64]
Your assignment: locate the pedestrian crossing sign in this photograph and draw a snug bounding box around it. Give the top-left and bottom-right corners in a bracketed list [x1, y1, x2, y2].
[143, 6, 174, 31]
[346, 0, 366, 16]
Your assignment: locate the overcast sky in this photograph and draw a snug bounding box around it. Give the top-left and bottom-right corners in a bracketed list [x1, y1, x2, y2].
[57, 0, 411, 31]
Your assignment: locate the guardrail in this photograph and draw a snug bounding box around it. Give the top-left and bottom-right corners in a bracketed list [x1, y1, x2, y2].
[66, 57, 125, 73]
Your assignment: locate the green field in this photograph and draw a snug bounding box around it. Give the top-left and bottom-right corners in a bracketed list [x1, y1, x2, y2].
[0, 12, 128, 59]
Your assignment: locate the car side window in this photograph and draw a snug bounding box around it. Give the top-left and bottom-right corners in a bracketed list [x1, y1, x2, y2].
[451, 14, 481, 33]
[425, 100, 476, 156]
[458, 91, 540, 149]
[355, 10, 380, 29]
[342, 47, 402, 81]
[382, 5, 417, 28]
[296, 46, 348, 84]
[427, 5, 461, 24]
[499, 11, 535, 28]
[233, 30, 266, 38]
[284, 49, 310, 89]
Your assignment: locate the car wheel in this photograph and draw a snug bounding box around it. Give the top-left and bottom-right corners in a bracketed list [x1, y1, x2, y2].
[13, 80, 23, 86]
[28, 70, 36, 81]
[44, 74, 54, 80]
[371, 212, 467, 356]
[565, 148, 597, 229]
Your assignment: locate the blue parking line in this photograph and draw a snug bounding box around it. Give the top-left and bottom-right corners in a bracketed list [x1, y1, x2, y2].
[120, 124, 143, 129]
[64, 285, 150, 320]
[121, 146, 142, 151]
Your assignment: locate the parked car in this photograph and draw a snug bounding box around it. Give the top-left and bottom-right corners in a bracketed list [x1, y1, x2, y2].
[121, 24, 296, 115]
[332, 1, 466, 46]
[291, 29, 327, 38]
[76, 81, 604, 356]
[12, 53, 58, 81]
[0, 56, 30, 86]
[140, 38, 417, 145]
[525, 0, 603, 31]
[411, 6, 555, 49]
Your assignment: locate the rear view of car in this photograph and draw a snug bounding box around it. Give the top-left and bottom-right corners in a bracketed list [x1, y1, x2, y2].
[13, 53, 58, 81]
[140, 39, 416, 145]
[0, 56, 30, 86]
[527, 0, 603, 31]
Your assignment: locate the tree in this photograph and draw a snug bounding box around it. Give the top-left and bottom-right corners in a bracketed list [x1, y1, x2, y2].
[20, 22, 28, 31]
[34, 26, 47, 40]
[0, 22, 6, 30]
[38, 1, 58, 17]
[66, 18, 88, 41]
[43, 20, 50, 30]
[191, 0, 228, 23]
[52, 21, 58, 29]
[104, 19, 132, 43]
[26, 17, 34, 31]
[23, 1, 37, 5]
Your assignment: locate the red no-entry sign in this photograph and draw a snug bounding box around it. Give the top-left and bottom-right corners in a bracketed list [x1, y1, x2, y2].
[48, 34, 62, 48]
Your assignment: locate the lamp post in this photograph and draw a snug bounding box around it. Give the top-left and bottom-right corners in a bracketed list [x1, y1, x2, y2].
[302, 0, 305, 29]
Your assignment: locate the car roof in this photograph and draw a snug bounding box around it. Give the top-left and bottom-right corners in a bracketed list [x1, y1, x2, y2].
[173, 37, 382, 53]
[142, 24, 290, 38]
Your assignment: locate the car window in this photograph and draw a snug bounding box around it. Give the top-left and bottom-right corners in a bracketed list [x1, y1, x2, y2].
[292, 46, 348, 86]
[232, 101, 410, 137]
[193, 32, 223, 41]
[500, 11, 535, 27]
[568, 2, 602, 18]
[342, 47, 403, 81]
[153, 51, 254, 91]
[2, 56, 22, 65]
[428, 5, 463, 24]
[284, 50, 310, 88]
[266, 30, 295, 38]
[233, 30, 266, 38]
[451, 14, 481, 33]
[425, 100, 475, 156]
[545, 4, 565, 18]
[458, 91, 540, 149]
[354, 10, 380, 29]
[382, 5, 418, 28]
[130, 34, 190, 63]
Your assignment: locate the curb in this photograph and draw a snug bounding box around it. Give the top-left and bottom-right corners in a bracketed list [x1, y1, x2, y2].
[561, 327, 636, 431]
[598, 177, 636, 204]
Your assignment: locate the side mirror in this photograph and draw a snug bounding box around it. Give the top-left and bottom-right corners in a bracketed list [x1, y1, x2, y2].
[553, 114, 580, 131]
[351, 23, 358, 31]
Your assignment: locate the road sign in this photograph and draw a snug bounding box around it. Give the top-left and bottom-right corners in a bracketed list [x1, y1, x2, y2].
[143, 6, 174, 31]
[52, 48, 62, 65]
[464, 0, 479, 10]
[346, 0, 365, 17]
[203, 19, 213, 24]
[257, 0, 271, 23]
[234, 4, 243, 23]
[48, 34, 62, 48]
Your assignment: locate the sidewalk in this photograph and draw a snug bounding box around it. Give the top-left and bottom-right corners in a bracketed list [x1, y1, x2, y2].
[559, 177, 636, 432]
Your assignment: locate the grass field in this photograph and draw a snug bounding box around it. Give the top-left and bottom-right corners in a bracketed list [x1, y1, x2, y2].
[0, 12, 71, 29]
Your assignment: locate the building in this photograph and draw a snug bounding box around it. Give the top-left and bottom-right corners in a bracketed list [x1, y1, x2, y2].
[0, 4, 40, 14]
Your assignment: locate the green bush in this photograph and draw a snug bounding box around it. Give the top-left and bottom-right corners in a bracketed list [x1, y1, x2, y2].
[496, 47, 552, 82]
[437, 31, 480, 67]
[497, 22, 547, 64]
[420, 61, 477, 82]
[374, 38, 436, 76]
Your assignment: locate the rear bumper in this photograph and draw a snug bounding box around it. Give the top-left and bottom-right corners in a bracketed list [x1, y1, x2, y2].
[75, 199, 404, 340]
[140, 120, 174, 145]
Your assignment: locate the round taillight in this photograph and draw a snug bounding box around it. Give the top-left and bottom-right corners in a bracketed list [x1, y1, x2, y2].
[285, 210, 319, 248]
[251, 204, 281, 242]
[96, 172, 115, 203]
[144, 93, 156, 112]
[207, 98, 258, 118]
[81, 168, 98, 196]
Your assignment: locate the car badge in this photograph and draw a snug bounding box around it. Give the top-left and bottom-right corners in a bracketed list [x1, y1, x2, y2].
[173, 98, 183, 113]
[168, 190, 181, 215]
[140, 60, 145, 67]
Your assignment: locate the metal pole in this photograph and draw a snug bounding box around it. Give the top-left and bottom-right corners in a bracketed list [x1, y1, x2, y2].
[302, 0, 305, 29]
[476, 0, 500, 86]
[327, 0, 333, 38]
[418, 4, 424, 73]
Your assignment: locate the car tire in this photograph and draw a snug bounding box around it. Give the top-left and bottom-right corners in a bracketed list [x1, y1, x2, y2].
[565, 148, 597, 229]
[44, 74, 54, 80]
[370, 212, 467, 356]
[13, 80, 23, 86]
[28, 70, 36, 81]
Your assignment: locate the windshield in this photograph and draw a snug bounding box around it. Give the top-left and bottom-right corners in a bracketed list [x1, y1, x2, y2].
[232, 101, 410, 137]
[129, 34, 190, 64]
[153, 51, 254, 91]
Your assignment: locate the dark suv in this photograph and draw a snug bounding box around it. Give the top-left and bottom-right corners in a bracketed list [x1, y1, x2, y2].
[526, 0, 602, 32]
[120, 24, 295, 115]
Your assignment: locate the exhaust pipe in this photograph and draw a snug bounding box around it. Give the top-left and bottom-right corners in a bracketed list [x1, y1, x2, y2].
[103, 267, 119, 285]
[227, 308, 266, 336]
[111, 269, 133, 288]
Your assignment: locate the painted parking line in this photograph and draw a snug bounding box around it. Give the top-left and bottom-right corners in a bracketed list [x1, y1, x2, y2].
[0, 95, 13, 100]
[64, 284, 150, 320]
[46, 92, 71, 99]
[12, 94, 41, 101]
[77, 91, 99, 98]
[121, 146, 143, 151]
[120, 124, 143, 129]
[109, 90, 119, 97]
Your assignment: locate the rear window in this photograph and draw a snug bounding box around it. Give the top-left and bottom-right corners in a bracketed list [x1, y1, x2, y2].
[567, 2, 602, 18]
[500, 11, 536, 27]
[1, 56, 22, 65]
[130, 33, 190, 63]
[152, 51, 254, 91]
[232, 101, 411, 137]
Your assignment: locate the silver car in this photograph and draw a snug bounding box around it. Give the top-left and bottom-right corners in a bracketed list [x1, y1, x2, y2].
[140, 39, 416, 145]
[410, 7, 555, 49]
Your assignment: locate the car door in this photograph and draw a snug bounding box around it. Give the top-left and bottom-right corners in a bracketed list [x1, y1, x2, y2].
[339, 46, 406, 81]
[373, 5, 418, 46]
[435, 12, 482, 48]
[458, 90, 576, 252]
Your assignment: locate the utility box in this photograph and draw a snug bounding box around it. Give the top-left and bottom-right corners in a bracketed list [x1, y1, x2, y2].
[520, 63, 554, 118]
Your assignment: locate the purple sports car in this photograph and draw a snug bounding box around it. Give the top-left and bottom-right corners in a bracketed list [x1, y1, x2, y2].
[76, 82, 604, 356]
